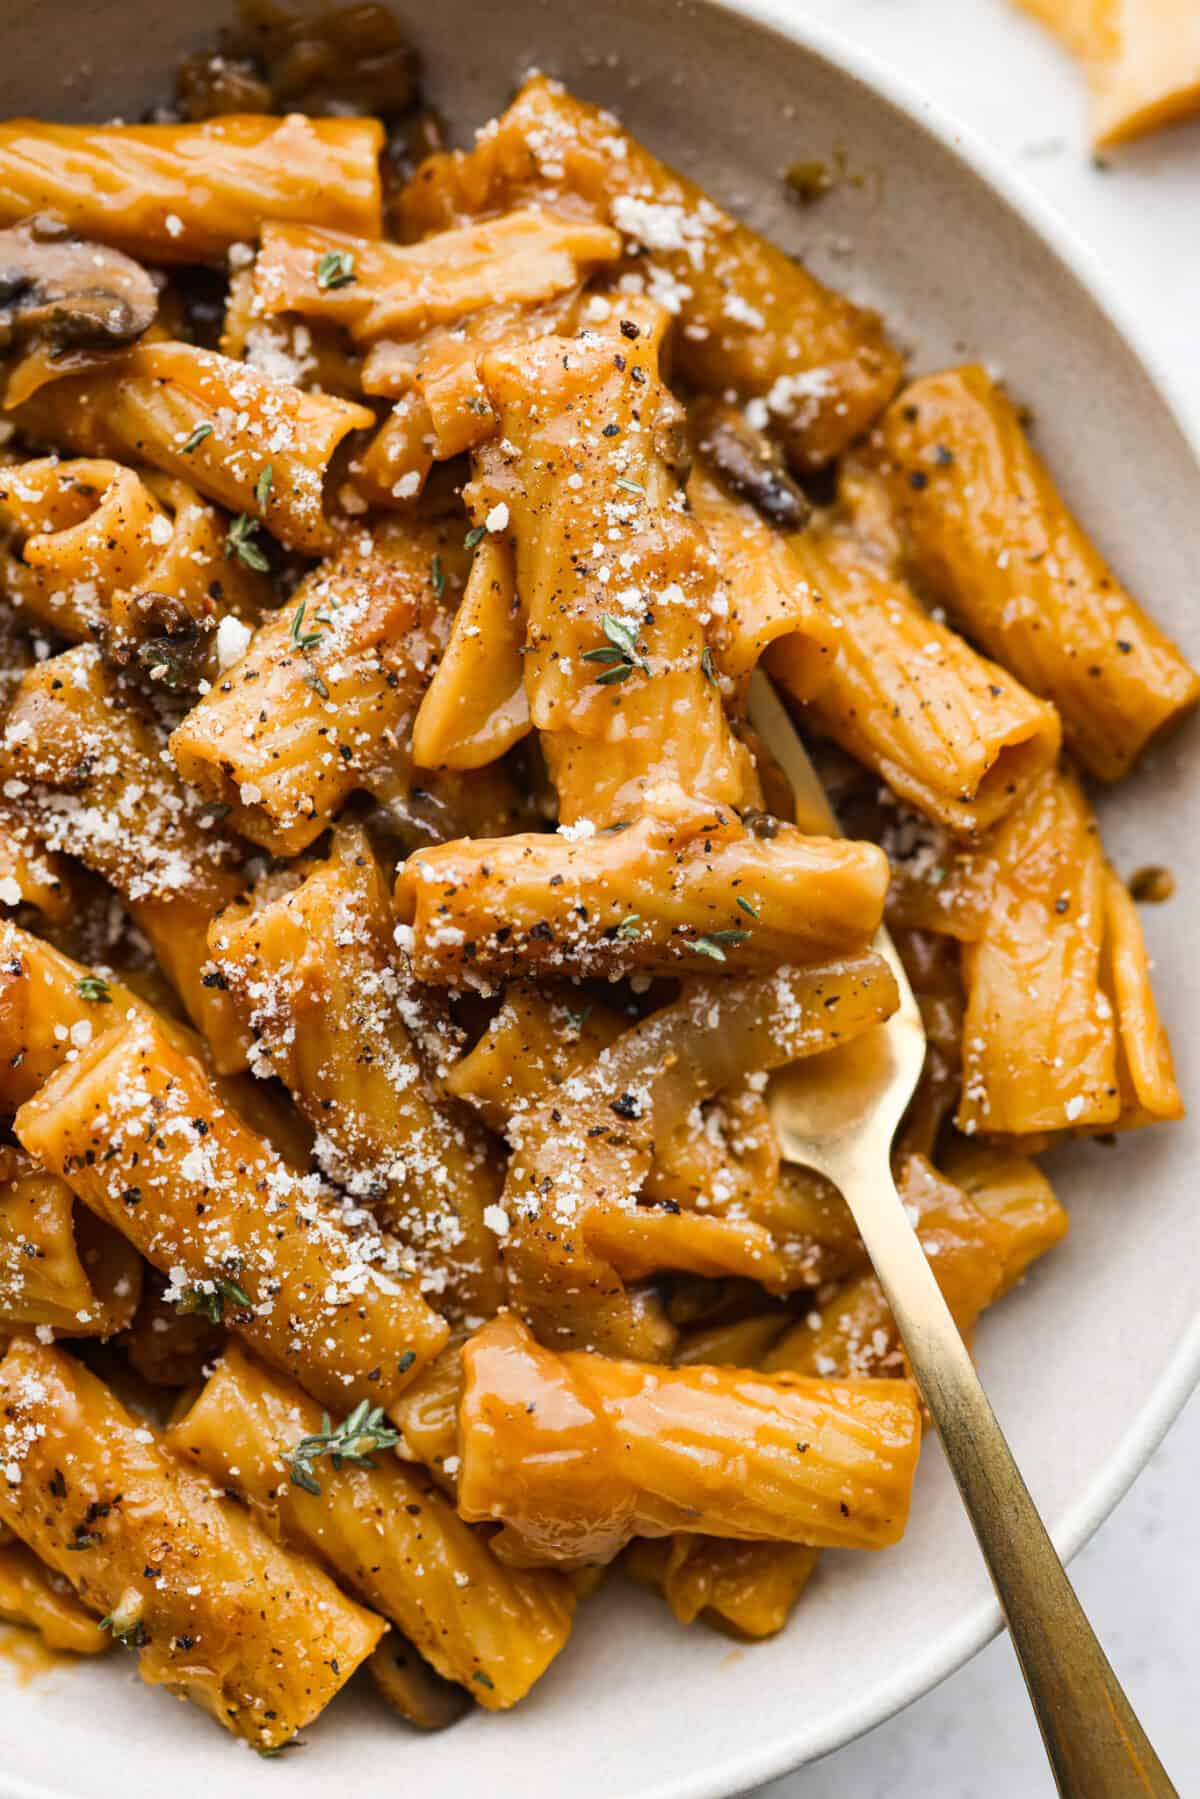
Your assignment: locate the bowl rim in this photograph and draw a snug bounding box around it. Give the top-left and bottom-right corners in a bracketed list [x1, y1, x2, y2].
[2, 8, 1199, 1799]
[663, 3, 1200, 1793]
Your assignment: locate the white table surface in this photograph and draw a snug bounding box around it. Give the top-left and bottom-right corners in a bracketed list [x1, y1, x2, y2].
[752, 2, 1200, 1794]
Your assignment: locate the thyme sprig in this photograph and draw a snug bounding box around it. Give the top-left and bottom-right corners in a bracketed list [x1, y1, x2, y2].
[175, 1273, 252, 1326]
[226, 513, 269, 573]
[692, 928, 752, 962]
[290, 599, 323, 652]
[285, 1400, 401, 1497]
[316, 249, 356, 290]
[583, 613, 651, 686]
[180, 422, 213, 454]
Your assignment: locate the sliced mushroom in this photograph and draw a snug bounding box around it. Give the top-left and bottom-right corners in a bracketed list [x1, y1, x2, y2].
[693, 397, 813, 531]
[183, 0, 420, 121]
[0, 216, 159, 354]
[99, 590, 217, 692]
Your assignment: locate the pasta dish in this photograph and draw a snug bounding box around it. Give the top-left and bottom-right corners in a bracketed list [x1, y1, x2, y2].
[0, 2, 1192, 1751]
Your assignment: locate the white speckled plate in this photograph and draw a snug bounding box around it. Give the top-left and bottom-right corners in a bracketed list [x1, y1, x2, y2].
[2, 3, 1199, 1795]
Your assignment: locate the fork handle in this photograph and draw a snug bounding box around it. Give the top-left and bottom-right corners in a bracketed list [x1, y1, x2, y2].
[844, 1154, 1176, 1798]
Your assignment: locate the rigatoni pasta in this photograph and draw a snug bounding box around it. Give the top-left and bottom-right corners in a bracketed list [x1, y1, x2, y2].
[0, 1535, 111, 1656]
[399, 74, 902, 469]
[169, 1341, 575, 1709]
[0, 1147, 142, 1340]
[209, 827, 504, 1317]
[15, 1013, 449, 1408]
[881, 365, 1200, 780]
[771, 511, 1061, 838]
[0, 1336, 383, 1748]
[0, 644, 249, 1067]
[0, 114, 385, 260]
[12, 341, 374, 554]
[396, 813, 890, 987]
[0, 457, 269, 676]
[253, 211, 621, 344]
[953, 766, 1179, 1138]
[0, 20, 1189, 1753]
[169, 516, 459, 854]
[458, 1314, 921, 1563]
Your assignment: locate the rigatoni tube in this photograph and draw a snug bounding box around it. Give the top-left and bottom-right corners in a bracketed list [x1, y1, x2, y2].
[209, 828, 504, 1319]
[395, 813, 889, 986]
[0, 1147, 142, 1340]
[169, 1342, 575, 1709]
[0, 114, 384, 260]
[15, 1014, 448, 1409]
[771, 522, 1061, 839]
[882, 365, 1200, 780]
[458, 1315, 921, 1565]
[0, 1537, 110, 1656]
[399, 74, 902, 469]
[253, 211, 621, 343]
[0, 1337, 383, 1749]
[170, 517, 458, 855]
[499, 954, 898, 1357]
[13, 341, 373, 554]
[0, 645, 249, 1069]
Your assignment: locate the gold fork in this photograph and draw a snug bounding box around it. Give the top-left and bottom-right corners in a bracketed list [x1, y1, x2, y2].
[748, 669, 1175, 1799]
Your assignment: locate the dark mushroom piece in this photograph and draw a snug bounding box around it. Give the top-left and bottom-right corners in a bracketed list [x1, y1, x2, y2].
[693, 397, 813, 531]
[0, 215, 159, 355]
[98, 590, 218, 694]
[179, 0, 421, 121]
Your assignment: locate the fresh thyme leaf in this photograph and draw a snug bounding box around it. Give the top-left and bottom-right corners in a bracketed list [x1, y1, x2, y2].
[431, 553, 445, 599]
[316, 249, 356, 290]
[226, 513, 269, 573]
[99, 1612, 147, 1650]
[736, 897, 759, 919]
[284, 1400, 401, 1497]
[615, 913, 642, 940]
[397, 1349, 416, 1374]
[563, 1003, 593, 1032]
[289, 599, 323, 652]
[255, 464, 273, 510]
[180, 422, 213, 454]
[288, 1457, 323, 1498]
[463, 524, 486, 549]
[700, 646, 717, 686]
[582, 612, 650, 685]
[603, 613, 649, 664]
[692, 927, 752, 961]
[614, 476, 644, 495]
[473, 1670, 495, 1690]
[76, 974, 112, 1003]
[176, 1273, 252, 1326]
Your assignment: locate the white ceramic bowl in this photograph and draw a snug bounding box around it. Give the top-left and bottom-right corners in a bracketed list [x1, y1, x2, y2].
[2, 4, 1199, 1796]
